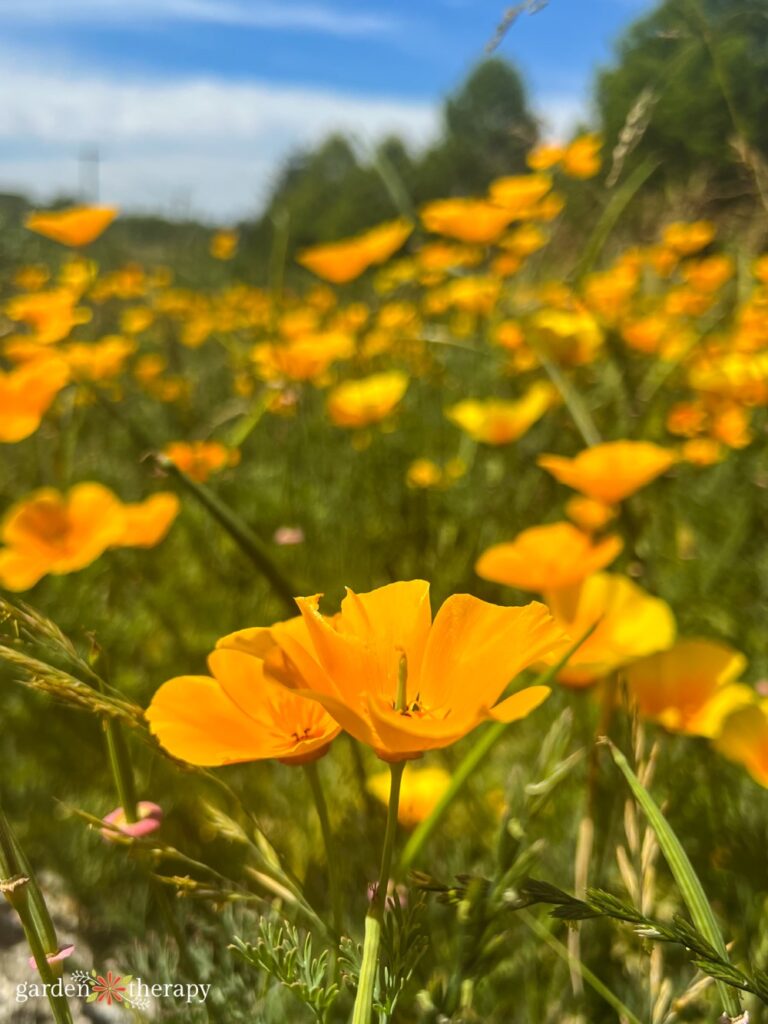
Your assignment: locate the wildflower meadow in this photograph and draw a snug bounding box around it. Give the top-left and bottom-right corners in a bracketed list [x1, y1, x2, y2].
[2, 1, 768, 1022]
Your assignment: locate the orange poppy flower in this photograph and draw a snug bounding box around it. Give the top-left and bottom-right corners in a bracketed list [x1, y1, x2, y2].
[327, 371, 408, 428]
[561, 134, 602, 178]
[545, 573, 676, 688]
[476, 522, 622, 593]
[163, 441, 240, 483]
[488, 174, 552, 215]
[0, 483, 124, 591]
[564, 496, 616, 533]
[0, 484, 178, 590]
[297, 219, 412, 284]
[6, 289, 91, 345]
[25, 206, 118, 247]
[252, 332, 354, 383]
[626, 639, 754, 738]
[714, 701, 768, 787]
[259, 580, 566, 761]
[0, 358, 70, 443]
[538, 441, 676, 504]
[210, 230, 238, 260]
[420, 198, 517, 245]
[118, 493, 180, 547]
[146, 645, 340, 766]
[447, 382, 557, 445]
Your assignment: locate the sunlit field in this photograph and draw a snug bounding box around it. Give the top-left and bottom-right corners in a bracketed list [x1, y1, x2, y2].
[3, 4, 768, 1022]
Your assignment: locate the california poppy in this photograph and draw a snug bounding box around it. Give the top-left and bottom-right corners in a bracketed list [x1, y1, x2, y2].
[147, 645, 340, 766]
[476, 522, 622, 593]
[297, 219, 412, 284]
[545, 573, 676, 687]
[626, 639, 753, 738]
[327, 371, 408, 428]
[26, 206, 118, 247]
[259, 580, 566, 760]
[538, 441, 676, 504]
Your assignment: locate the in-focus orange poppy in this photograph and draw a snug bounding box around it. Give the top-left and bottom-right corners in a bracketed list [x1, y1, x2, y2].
[259, 580, 566, 760]
[147, 645, 340, 766]
[538, 441, 677, 504]
[26, 206, 118, 247]
[327, 371, 408, 428]
[0, 358, 70, 442]
[626, 639, 754, 738]
[297, 219, 412, 284]
[446, 381, 557, 445]
[545, 573, 676, 687]
[476, 522, 622, 593]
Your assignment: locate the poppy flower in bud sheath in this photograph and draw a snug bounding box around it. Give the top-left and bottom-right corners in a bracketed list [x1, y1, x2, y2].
[146, 643, 341, 766]
[260, 580, 567, 761]
[25, 206, 118, 247]
[538, 440, 676, 504]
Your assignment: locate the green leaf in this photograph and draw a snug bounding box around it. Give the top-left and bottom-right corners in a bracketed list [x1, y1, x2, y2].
[603, 739, 741, 1018]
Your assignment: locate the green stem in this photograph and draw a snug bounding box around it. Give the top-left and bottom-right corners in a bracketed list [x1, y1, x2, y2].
[104, 719, 138, 823]
[0, 803, 59, 954]
[518, 909, 644, 1024]
[352, 761, 405, 1024]
[11, 886, 75, 1024]
[305, 760, 343, 936]
[88, 385, 298, 614]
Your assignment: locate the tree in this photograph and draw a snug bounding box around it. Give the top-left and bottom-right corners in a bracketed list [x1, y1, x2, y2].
[596, 0, 768, 187]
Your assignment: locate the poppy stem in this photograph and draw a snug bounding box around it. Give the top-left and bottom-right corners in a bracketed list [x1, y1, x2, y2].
[304, 761, 343, 937]
[351, 760, 405, 1024]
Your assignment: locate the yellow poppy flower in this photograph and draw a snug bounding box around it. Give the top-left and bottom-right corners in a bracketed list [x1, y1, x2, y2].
[25, 206, 118, 247]
[261, 580, 566, 760]
[538, 441, 676, 504]
[476, 522, 622, 593]
[367, 764, 452, 826]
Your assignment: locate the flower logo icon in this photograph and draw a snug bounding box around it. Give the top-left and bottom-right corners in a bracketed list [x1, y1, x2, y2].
[91, 971, 129, 1006]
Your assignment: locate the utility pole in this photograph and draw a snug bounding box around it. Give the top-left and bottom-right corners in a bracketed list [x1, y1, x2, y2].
[79, 145, 100, 202]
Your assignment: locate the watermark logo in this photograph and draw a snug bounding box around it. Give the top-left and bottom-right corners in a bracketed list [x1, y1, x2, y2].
[16, 969, 211, 1009]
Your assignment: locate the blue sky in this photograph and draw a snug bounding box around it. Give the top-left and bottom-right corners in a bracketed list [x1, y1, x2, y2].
[0, 0, 654, 220]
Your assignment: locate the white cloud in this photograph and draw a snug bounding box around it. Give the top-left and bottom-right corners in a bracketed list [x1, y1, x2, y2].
[536, 93, 590, 139]
[0, 54, 438, 221]
[0, 0, 396, 37]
